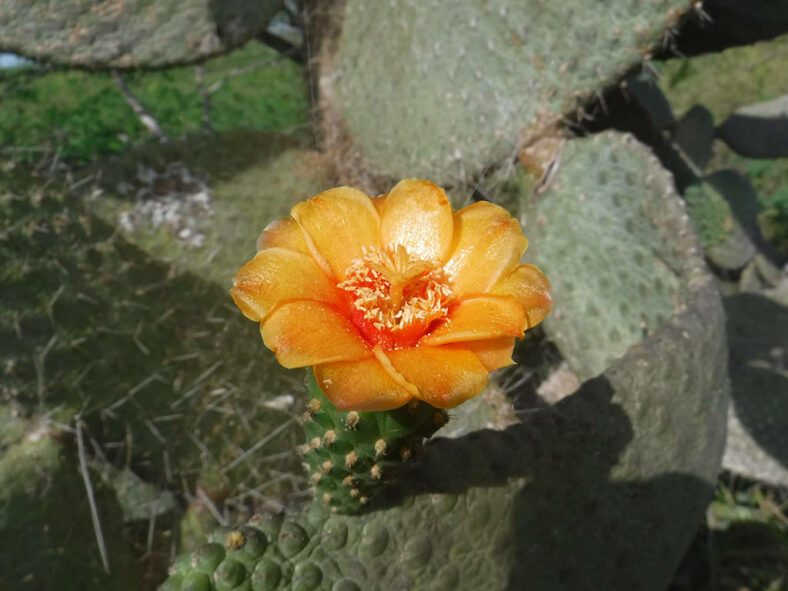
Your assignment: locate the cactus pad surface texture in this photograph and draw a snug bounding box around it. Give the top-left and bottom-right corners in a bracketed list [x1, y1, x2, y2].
[0, 0, 283, 69]
[327, 0, 688, 185]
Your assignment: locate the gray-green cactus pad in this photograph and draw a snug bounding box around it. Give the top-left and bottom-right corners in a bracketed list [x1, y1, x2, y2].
[522, 132, 701, 380]
[325, 0, 688, 184]
[0, 0, 282, 69]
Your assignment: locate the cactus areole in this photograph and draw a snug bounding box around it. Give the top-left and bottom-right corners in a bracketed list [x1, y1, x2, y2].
[230, 179, 551, 511]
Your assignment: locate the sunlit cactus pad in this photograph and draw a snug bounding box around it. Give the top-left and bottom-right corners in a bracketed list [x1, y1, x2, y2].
[522, 132, 701, 380]
[326, 0, 688, 184]
[0, 0, 282, 69]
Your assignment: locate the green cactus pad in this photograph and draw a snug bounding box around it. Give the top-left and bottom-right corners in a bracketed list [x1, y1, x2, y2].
[0, 0, 283, 69]
[521, 131, 698, 380]
[300, 370, 446, 514]
[323, 0, 688, 185]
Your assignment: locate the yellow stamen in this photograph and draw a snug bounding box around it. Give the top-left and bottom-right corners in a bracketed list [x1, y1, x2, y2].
[338, 245, 454, 345]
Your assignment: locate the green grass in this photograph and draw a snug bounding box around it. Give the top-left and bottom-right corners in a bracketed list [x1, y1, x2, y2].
[709, 476, 788, 590]
[658, 34, 788, 123]
[0, 42, 309, 164]
[705, 144, 788, 258]
[0, 160, 308, 589]
[657, 32, 788, 259]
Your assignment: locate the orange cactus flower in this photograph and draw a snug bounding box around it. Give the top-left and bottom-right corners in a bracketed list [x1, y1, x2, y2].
[230, 179, 552, 411]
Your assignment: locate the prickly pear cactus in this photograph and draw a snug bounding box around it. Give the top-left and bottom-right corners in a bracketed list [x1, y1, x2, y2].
[160, 131, 729, 591]
[521, 132, 693, 380]
[321, 0, 689, 184]
[0, 0, 283, 69]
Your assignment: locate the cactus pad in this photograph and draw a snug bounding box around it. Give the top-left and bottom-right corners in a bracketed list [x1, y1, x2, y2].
[324, 0, 688, 184]
[522, 132, 697, 380]
[0, 0, 283, 69]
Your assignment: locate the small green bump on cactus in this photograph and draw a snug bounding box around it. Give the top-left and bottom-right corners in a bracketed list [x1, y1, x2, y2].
[250, 558, 282, 591]
[182, 571, 213, 591]
[191, 543, 226, 575]
[402, 534, 433, 569]
[227, 527, 268, 567]
[278, 521, 309, 558]
[213, 559, 247, 590]
[359, 522, 389, 558]
[433, 565, 461, 591]
[247, 512, 283, 542]
[292, 561, 323, 591]
[159, 574, 183, 591]
[332, 580, 361, 591]
[321, 519, 349, 551]
[171, 551, 193, 576]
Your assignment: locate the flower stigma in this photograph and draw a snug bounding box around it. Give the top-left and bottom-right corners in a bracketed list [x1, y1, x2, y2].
[337, 244, 454, 349]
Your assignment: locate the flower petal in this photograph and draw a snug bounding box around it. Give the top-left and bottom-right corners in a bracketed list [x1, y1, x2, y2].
[493, 264, 553, 329]
[314, 357, 414, 411]
[256, 219, 309, 254]
[465, 337, 516, 371]
[420, 295, 526, 346]
[443, 202, 528, 297]
[379, 179, 454, 262]
[291, 187, 380, 279]
[387, 346, 488, 408]
[230, 248, 342, 322]
[261, 300, 369, 368]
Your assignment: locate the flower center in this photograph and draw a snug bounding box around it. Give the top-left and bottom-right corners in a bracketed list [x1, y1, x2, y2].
[338, 245, 454, 349]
